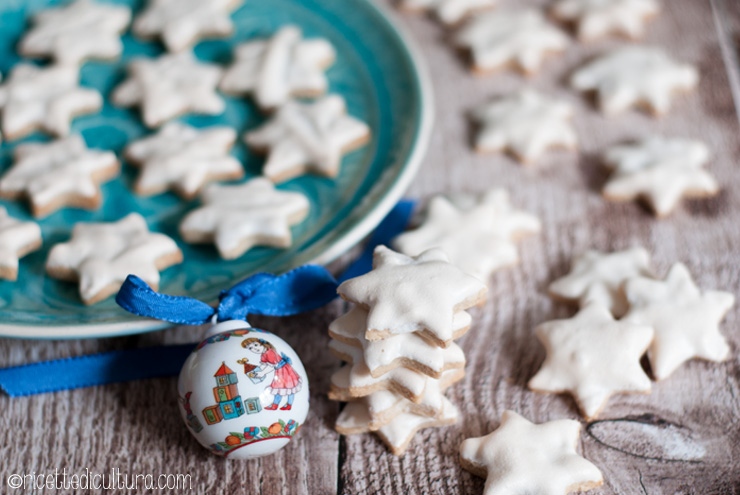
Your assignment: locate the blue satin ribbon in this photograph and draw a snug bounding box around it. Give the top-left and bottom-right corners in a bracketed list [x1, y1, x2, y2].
[0, 200, 415, 397]
[115, 264, 340, 325]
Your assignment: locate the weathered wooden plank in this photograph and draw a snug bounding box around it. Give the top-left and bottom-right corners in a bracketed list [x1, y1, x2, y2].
[338, 0, 740, 493]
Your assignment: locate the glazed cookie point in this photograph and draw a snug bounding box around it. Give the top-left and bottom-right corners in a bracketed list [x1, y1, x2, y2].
[0, 207, 42, 281]
[602, 137, 718, 217]
[551, 0, 660, 41]
[392, 188, 540, 281]
[328, 306, 468, 378]
[179, 178, 310, 260]
[220, 25, 336, 110]
[0, 64, 102, 140]
[570, 46, 698, 116]
[0, 135, 119, 218]
[459, 410, 603, 495]
[455, 8, 570, 75]
[244, 95, 370, 183]
[133, 0, 245, 52]
[124, 122, 243, 199]
[328, 346, 465, 404]
[472, 90, 578, 163]
[45, 213, 182, 305]
[19, 0, 132, 65]
[622, 263, 734, 380]
[528, 303, 654, 419]
[112, 52, 224, 128]
[337, 246, 487, 347]
[548, 247, 652, 317]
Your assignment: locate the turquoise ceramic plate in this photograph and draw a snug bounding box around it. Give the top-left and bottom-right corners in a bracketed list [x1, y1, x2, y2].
[0, 0, 432, 338]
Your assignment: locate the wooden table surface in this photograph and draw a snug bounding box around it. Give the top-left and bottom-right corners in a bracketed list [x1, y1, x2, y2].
[2, 0, 740, 493]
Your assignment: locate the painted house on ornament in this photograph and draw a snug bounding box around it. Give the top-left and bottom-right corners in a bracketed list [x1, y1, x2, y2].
[202, 362, 245, 425]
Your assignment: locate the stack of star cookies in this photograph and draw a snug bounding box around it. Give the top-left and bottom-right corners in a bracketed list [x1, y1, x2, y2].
[327, 245, 487, 455]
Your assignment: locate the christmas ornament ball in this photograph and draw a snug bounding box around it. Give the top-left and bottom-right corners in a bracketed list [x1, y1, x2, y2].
[177, 320, 309, 459]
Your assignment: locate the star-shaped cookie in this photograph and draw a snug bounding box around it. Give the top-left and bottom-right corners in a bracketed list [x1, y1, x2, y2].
[112, 52, 224, 128]
[455, 9, 570, 75]
[400, 0, 497, 26]
[336, 383, 451, 433]
[124, 122, 243, 199]
[329, 306, 468, 378]
[46, 213, 183, 305]
[548, 247, 652, 317]
[460, 410, 603, 495]
[529, 303, 654, 419]
[328, 351, 465, 404]
[0, 207, 42, 281]
[244, 95, 371, 183]
[393, 188, 540, 281]
[551, 0, 660, 41]
[19, 0, 132, 65]
[0, 64, 102, 140]
[341, 397, 459, 456]
[601, 136, 718, 217]
[336, 393, 456, 434]
[338, 246, 488, 347]
[623, 263, 735, 380]
[220, 25, 336, 110]
[570, 47, 699, 116]
[0, 136, 119, 218]
[133, 0, 244, 52]
[179, 178, 310, 260]
[472, 90, 578, 163]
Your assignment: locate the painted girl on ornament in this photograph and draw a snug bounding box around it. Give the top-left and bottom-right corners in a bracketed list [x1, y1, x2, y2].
[241, 337, 302, 411]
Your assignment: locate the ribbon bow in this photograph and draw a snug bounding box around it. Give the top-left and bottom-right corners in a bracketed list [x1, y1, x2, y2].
[115, 265, 339, 325]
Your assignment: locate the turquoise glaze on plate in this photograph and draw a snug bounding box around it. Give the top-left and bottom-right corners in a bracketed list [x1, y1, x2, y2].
[0, 0, 432, 338]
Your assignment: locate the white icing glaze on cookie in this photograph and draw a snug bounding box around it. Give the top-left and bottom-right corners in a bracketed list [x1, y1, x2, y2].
[179, 177, 309, 260]
[623, 263, 734, 380]
[19, 0, 131, 65]
[548, 247, 652, 317]
[112, 52, 224, 128]
[338, 246, 487, 345]
[472, 90, 577, 163]
[552, 0, 660, 41]
[244, 95, 370, 183]
[329, 306, 467, 378]
[344, 396, 458, 456]
[220, 25, 336, 110]
[459, 410, 604, 494]
[528, 303, 654, 419]
[455, 9, 570, 74]
[335, 392, 453, 434]
[401, 0, 498, 26]
[0, 135, 119, 218]
[0, 64, 102, 140]
[393, 188, 540, 281]
[125, 122, 243, 199]
[0, 207, 42, 281]
[328, 345, 465, 403]
[133, 0, 244, 52]
[570, 47, 698, 115]
[602, 136, 718, 217]
[46, 213, 183, 305]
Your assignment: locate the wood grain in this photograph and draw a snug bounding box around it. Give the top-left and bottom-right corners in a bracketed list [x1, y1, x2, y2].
[2, 0, 740, 493]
